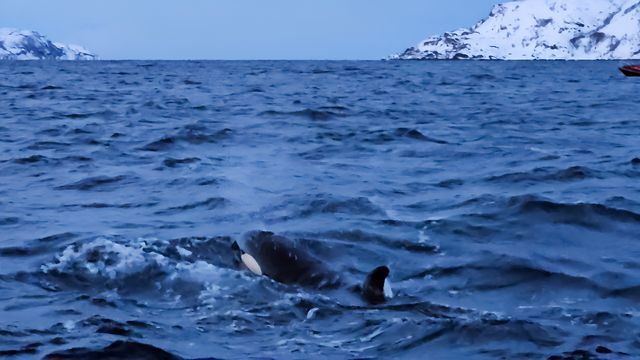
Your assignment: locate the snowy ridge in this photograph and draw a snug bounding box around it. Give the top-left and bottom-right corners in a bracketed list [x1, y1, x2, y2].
[0, 28, 96, 60]
[393, 0, 640, 60]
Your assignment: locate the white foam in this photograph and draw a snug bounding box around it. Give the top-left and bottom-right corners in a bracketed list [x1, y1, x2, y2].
[176, 246, 193, 258]
[359, 326, 385, 342]
[42, 237, 241, 301]
[306, 307, 319, 320]
[42, 237, 167, 280]
[63, 320, 75, 331]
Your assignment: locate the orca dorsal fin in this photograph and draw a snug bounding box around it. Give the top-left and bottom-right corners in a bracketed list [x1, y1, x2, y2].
[361, 265, 393, 305]
[231, 241, 243, 264]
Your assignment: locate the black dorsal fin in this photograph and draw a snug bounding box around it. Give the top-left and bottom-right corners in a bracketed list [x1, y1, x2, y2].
[231, 240, 243, 266]
[361, 265, 390, 305]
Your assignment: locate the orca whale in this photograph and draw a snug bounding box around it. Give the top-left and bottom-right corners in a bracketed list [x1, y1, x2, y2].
[232, 231, 393, 304]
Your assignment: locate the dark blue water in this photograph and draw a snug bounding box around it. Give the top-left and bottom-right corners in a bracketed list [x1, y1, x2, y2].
[1, 60, 639, 359]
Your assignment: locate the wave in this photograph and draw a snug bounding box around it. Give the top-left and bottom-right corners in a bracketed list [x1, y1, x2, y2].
[406, 255, 602, 293]
[41, 85, 64, 90]
[61, 155, 93, 163]
[508, 195, 640, 226]
[315, 229, 438, 254]
[359, 128, 448, 145]
[140, 137, 175, 151]
[155, 197, 228, 215]
[38, 236, 242, 300]
[449, 317, 564, 348]
[608, 285, 640, 301]
[487, 166, 599, 183]
[64, 201, 158, 209]
[547, 342, 629, 360]
[13, 154, 50, 164]
[420, 217, 501, 240]
[259, 108, 347, 121]
[260, 194, 386, 221]
[321, 303, 566, 357]
[162, 157, 200, 168]
[43, 340, 181, 360]
[394, 128, 448, 144]
[140, 125, 232, 152]
[297, 144, 346, 160]
[0, 217, 19, 226]
[435, 178, 465, 189]
[56, 175, 130, 191]
[25, 141, 70, 150]
[48, 110, 118, 120]
[183, 79, 202, 85]
[37, 232, 79, 244]
[0, 344, 39, 357]
[428, 194, 640, 231]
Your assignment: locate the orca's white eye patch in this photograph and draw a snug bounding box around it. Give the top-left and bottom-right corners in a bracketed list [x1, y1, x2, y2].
[241, 253, 262, 276]
[383, 279, 394, 299]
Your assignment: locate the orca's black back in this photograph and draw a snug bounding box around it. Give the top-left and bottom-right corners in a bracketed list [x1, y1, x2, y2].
[244, 231, 342, 289]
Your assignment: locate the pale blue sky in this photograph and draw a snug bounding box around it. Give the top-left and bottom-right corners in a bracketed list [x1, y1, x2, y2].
[0, 0, 503, 60]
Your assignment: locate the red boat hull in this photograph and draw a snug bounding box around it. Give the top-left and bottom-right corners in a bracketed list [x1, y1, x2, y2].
[620, 65, 640, 76]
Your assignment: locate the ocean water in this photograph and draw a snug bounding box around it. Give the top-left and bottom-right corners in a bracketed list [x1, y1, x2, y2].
[0, 60, 639, 359]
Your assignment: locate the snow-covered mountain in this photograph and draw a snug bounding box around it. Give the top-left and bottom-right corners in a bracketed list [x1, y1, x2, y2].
[393, 0, 640, 60]
[0, 28, 96, 60]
